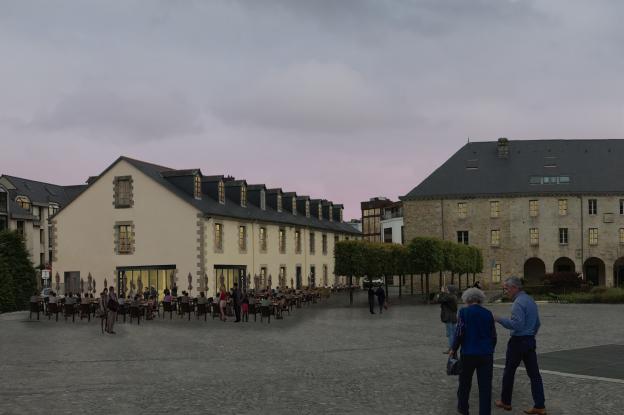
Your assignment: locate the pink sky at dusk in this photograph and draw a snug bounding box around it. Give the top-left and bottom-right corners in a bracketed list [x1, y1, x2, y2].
[1, 1, 624, 219]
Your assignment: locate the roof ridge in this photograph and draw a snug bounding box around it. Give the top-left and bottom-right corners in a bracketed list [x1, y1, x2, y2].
[2, 174, 80, 188]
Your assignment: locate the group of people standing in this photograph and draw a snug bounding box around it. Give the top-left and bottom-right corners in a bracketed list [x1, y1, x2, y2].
[367, 285, 386, 314]
[440, 277, 546, 415]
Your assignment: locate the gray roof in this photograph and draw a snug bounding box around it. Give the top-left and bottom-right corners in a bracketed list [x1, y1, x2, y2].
[402, 139, 624, 200]
[1, 175, 87, 219]
[113, 157, 359, 235]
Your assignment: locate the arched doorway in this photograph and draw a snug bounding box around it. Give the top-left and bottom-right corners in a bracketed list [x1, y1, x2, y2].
[613, 258, 624, 288]
[583, 257, 605, 286]
[553, 257, 575, 273]
[524, 258, 546, 285]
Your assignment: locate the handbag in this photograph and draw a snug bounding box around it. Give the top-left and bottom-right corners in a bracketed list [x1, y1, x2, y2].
[446, 355, 462, 376]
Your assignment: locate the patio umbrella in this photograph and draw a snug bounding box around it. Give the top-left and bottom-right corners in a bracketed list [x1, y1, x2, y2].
[290, 278, 294, 289]
[87, 273, 92, 292]
[268, 274, 272, 289]
[55, 272, 60, 291]
[254, 274, 259, 290]
[187, 272, 193, 292]
[93, 279, 97, 293]
[219, 271, 225, 289]
[104, 278, 108, 289]
[203, 272, 208, 292]
[80, 278, 84, 293]
[137, 277, 143, 293]
[170, 272, 175, 290]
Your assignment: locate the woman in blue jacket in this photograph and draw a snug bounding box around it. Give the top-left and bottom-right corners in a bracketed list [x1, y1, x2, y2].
[450, 288, 497, 415]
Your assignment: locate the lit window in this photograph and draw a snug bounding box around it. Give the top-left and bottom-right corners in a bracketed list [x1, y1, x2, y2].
[457, 231, 469, 245]
[218, 181, 225, 204]
[559, 228, 568, 244]
[16, 196, 31, 211]
[619, 228, 624, 244]
[490, 229, 500, 246]
[558, 199, 568, 216]
[490, 201, 500, 218]
[279, 227, 286, 254]
[529, 228, 539, 246]
[215, 223, 223, 251]
[238, 225, 247, 251]
[117, 224, 133, 254]
[588, 199, 597, 215]
[241, 185, 247, 207]
[589, 228, 598, 245]
[194, 175, 201, 199]
[529, 200, 539, 217]
[457, 202, 467, 218]
[492, 263, 501, 283]
[259, 227, 267, 252]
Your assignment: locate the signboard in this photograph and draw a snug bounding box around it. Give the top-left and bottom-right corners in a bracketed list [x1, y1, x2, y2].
[42, 270, 50, 280]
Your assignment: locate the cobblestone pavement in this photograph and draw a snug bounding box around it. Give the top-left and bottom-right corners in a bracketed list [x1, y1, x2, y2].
[1, 293, 623, 415]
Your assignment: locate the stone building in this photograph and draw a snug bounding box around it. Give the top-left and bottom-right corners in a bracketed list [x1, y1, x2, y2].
[52, 156, 359, 296]
[402, 138, 624, 288]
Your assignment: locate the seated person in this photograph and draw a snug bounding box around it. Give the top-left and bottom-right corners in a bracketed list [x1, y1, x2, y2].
[81, 293, 91, 304]
[131, 294, 142, 306]
[197, 292, 208, 304]
[260, 296, 271, 308]
[30, 292, 40, 303]
[163, 290, 172, 303]
[180, 291, 190, 304]
[48, 291, 57, 304]
[65, 293, 75, 305]
[117, 295, 125, 306]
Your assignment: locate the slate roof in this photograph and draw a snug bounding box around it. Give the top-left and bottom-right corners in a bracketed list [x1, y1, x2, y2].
[0, 175, 87, 219]
[402, 139, 624, 200]
[101, 157, 359, 235]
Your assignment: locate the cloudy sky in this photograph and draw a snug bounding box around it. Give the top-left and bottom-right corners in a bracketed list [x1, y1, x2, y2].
[1, 0, 623, 218]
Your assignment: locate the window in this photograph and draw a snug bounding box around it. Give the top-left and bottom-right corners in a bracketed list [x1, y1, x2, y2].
[259, 227, 267, 252]
[238, 225, 247, 251]
[194, 175, 201, 199]
[117, 224, 133, 254]
[559, 228, 568, 245]
[48, 203, 59, 217]
[334, 235, 339, 246]
[295, 230, 302, 254]
[15, 196, 31, 211]
[329, 206, 333, 221]
[318, 204, 322, 220]
[214, 223, 223, 251]
[279, 227, 286, 254]
[33, 206, 40, 220]
[114, 177, 132, 208]
[384, 227, 393, 243]
[620, 228, 624, 244]
[457, 202, 467, 218]
[457, 231, 469, 245]
[323, 264, 328, 286]
[310, 232, 316, 254]
[558, 199, 568, 216]
[16, 220, 25, 238]
[260, 190, 266, 210]
[490, 229, 500, 247]
[218, 181, 225, 204]
[240, 185, 247, 207]
[0, 216, 7, 232]
[0, 190, 6, 213]
[279, 266, 286, 288]
[589, 228, 598, 245]
[322, 234, 328, 255]
[339, 209, 343, 222]
[492, 263, 501, 283]
[277, 194, 282, 212]
[39, 252, 45, 267]
[39, 229, 44, 245]
[529, 228, 539, 246]
[292, 198, 297, 215]
[588, 199, 597, 215]
[529, 200, 538, 217]
[305, 201, 310, 217]
[490, 201, 500, 218]
[620, 200, 624, 215]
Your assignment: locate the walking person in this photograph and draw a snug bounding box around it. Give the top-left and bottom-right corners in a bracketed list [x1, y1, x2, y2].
[232, 283, 242, 322]
[494, 276, 546, 415]
[241, 292, 250, 322]
[450, 288, 497, 415]
[367, 286, 375, 314]
[106, 286, 119, 334]
[218, 286, 228, 322]
[375, 285, 386, 314]
[439, 285, 459, 353]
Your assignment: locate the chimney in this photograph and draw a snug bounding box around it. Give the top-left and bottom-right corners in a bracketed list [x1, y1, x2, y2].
[497, 137, 509, 159]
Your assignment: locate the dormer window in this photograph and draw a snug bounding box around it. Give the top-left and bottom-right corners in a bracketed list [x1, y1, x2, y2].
[260, 190, 266, 210]
[339, 209, 343, 222]
[241, 185, 247, 207]
[194, 175, 201, 200]
[15, 196, 31, 211]
[292, 198, 297, 215]
[329, 206, 333, 222]
[218, 181, 225, 204]
[318, 205, 322, 220]
[305, 201, 310, 217]
[277, 194, 282, 212]
[48, 203, 59, 217]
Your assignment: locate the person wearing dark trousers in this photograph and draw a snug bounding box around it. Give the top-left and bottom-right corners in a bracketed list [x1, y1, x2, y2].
[450, 287, 496, 415]
[494, 276, 546, 415]
[232, 283, 242, 322]
[375, 286, 386, 314]
[367, 286, 375, 314]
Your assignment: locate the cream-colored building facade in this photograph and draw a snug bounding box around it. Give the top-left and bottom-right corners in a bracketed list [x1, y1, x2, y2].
[52, 157, 359, 296]
[402, 139, 624, 289]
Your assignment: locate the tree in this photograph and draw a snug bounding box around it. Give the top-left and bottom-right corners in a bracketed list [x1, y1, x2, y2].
[0, 231, 37, 312]
[408, 237, 444, 303]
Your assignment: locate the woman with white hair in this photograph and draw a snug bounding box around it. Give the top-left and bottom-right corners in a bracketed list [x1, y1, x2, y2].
[449, 288, 497, 415]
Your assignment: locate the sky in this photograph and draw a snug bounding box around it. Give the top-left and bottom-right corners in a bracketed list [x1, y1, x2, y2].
[1, 0, 623, 219]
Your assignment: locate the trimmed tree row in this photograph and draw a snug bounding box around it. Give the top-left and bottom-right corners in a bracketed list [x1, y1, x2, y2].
[334, 237, 483, 305]
[0, 230, 37, 312]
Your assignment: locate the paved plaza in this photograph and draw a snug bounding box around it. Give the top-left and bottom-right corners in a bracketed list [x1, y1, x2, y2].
[1, 292, 624, 414]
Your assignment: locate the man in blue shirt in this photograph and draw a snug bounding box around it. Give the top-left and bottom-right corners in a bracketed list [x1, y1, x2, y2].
[494, 276, 546, 415]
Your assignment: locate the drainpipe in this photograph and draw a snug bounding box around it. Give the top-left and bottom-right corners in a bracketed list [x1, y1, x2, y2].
[579, 195, 584, 280]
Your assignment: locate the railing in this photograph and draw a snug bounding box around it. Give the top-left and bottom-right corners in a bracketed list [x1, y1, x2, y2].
[382, 211, 403, 220]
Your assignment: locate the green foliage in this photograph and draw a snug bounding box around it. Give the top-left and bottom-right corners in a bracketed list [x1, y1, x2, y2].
[559, 288, 624, 303]
[0, 230, 37, 312]
[408, 237, 444, 274]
